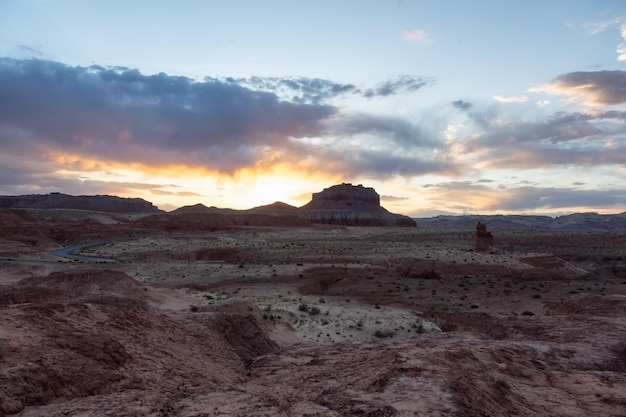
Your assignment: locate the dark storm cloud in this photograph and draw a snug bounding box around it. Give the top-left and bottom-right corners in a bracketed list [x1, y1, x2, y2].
[0, 58, 334, 160]
[536, 70, 626, 106]
[0, 58, 445, 188]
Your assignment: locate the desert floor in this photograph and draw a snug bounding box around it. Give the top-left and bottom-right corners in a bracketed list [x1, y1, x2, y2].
[1, 226, 626, 416]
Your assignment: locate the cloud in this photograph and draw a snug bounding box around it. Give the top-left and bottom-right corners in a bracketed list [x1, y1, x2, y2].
[586, 17, 623, 35]
[493, 95, 529, 103]
[402, 29, 434, 45]
[362, 75, 434, 98]
[452, 100, 472, 110]
[423, 181, 626, 212]
[456, 107, 626, 170]
[150, 189, 204, 197]
[18, 45, 43, 57]
[234, 74, 433, 103]
[381, 195, 410, 202]
[234, 76, 358, 104]
[0, 58, 446, 194]
[618, 23, 626, 61]
[530, 70, 626, 106]
[326, 112, 439, 149]
[584, 16, 626, 62]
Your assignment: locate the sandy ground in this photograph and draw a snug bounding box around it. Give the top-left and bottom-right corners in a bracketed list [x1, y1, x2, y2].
[2, 226, 626, 416]
[55, 227, 624, 343]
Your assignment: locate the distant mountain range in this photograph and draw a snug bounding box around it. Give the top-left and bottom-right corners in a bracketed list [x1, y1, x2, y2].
[171, 184, 416, 227]
[415, 212, 626, 232]
[2, 189, 625, 231]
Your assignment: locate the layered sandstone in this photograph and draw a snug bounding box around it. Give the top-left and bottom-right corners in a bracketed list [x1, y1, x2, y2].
[299, 183, 416, 227]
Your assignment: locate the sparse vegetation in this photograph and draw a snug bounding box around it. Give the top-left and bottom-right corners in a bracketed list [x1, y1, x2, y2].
[374, 329, 395, 338]
[495, 378, 511, 391]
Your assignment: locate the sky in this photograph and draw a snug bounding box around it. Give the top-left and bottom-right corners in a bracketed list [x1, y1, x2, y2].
[1, 0, 626, 216]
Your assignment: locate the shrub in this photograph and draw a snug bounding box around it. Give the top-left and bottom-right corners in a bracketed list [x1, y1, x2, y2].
[298, 303, 309, 312]
[374, 329, 395, 338]
[495, 378, 510, 391]
[309, 306, 321, 315]
[521, 310, 534, 316]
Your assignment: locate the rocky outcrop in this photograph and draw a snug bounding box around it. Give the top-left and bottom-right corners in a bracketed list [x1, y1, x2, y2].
[299, 183, 416, 227]
[475, 221, 494, 251]
[309, 183, 380, 206]
[0, 193, 161, 214]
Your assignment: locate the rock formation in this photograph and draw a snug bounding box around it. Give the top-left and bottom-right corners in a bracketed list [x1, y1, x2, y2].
[475, 221, 494, 251]
[0, 193, 161, 214]
[299, 183, 416, 227]
[310, 183, 380, 206]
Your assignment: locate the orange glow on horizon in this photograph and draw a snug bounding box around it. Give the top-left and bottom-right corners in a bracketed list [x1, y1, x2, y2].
[44, 150, 349, 210]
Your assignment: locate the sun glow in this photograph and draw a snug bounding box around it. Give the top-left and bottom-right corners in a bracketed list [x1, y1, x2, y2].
[44, 150, 341, 211]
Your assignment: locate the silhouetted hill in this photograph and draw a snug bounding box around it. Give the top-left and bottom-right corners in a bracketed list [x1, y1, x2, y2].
[0, 193, 161, 214]
[248, 201, 299, 214]
[415, 212, 626, 231]
[170, 203, 239, 216]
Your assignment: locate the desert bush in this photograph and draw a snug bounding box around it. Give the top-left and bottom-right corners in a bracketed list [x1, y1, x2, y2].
[521, 310, 534, 316]
[412, 320, 425, 333]
[374, 329, 395, 338]
[0, 341, 5, 360]
[495, 378, 510, 391]
[298, 303, 309, 312]
[309, 306, 321, 315]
